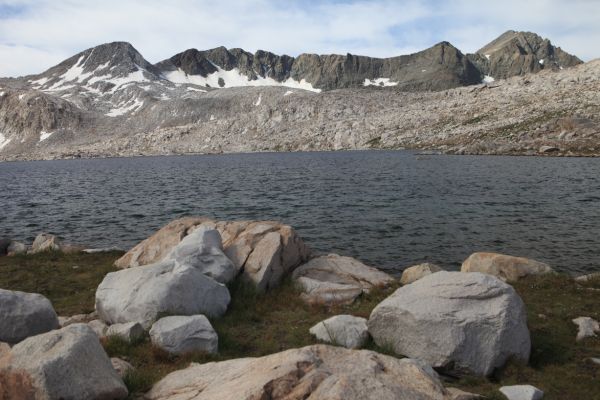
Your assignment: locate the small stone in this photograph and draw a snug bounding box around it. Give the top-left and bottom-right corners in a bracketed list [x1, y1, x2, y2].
[6, 241, 27, 255]
[149, 315, 218, 355]
[572, 317, 599, 341]
[29, 233, 62, 253]
[106, 322, 145, 343]
[400, 263, 444, 285]
[309, 315, 369, 349]
[88, 319, 109, 337]
[111, 357, 134, 378]
[499, 385, 544, 400]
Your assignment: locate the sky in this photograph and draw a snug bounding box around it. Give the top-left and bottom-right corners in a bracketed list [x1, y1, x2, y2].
[0, 0, 598, 78]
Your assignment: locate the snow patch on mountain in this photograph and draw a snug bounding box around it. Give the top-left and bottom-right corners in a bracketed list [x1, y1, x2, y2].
[0, 133, 11, 150]
[39, 131, 54, 141]
[483, 75, 495, 83]
[106, 98, 144, 117]
[363, 78, 399, 87]
[163, 66, 321, 92]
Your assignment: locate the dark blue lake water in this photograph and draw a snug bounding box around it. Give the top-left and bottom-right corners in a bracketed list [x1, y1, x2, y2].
[1, 151, 599, 275]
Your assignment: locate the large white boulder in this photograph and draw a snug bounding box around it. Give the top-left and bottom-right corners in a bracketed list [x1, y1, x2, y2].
[114, 217, 311, 292]
[309, 315, 369, 349]
[499, 385, 544, 400]
[0, 289, 59, 344]
[292, 254, 394, 305]
[165, 227, 237, 284]
[95, 259, 230, 328]
[145, 344, 474, 400]
[149, 315, 218, 355]
[461, 252, 553, 282]
[0, 324, 128, 399]
[368, 271, 531, 376]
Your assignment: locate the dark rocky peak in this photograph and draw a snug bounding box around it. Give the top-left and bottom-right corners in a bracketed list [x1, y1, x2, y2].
[470, 30, 582, 79]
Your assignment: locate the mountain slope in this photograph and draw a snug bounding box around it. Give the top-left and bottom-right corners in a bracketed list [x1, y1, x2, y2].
[0, 31, 593, 160]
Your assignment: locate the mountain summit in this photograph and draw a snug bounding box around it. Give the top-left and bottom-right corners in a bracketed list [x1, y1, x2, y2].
[468, 30, 582, 79]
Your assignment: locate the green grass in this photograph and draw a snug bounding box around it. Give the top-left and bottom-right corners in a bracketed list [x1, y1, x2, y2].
[1, 252, 599, 399]
[0, 250, 121, 315]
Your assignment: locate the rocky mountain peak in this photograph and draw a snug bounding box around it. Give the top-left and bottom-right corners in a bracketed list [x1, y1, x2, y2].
[469, 30, 582, 79]
[27, 41, 163, 94]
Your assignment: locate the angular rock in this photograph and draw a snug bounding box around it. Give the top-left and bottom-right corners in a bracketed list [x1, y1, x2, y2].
[309, 315, 369, 349]
[166, 226, 236, 284]
[96, 259, 230, 328]
[461, 252, 553, 282]
[149, 315, 218, 355]
[115, 217, 211, 268]
[292, 254, 394, 305]
[111, 357, 134, 378]
[0, 324, 128, 400]
[88, 319, 109, 337]
[368, 271, 531, 376]
[499, 385, 544, 400]
[7, 241, 27, 255]
[400, 263, 444, 285]
[572, 317, 599, 341]
[0, 289, 59, 344]
[145, 344, 472, 400]
[106, 322, 145, 343]
[29, 233, 62, 253]
[114, 217, 310, 292]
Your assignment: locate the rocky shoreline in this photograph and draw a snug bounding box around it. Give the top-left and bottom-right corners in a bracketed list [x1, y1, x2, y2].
[1, 218, 600, 399]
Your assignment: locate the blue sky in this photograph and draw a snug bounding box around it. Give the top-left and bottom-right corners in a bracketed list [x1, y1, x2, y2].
[0, 0, 598, 77]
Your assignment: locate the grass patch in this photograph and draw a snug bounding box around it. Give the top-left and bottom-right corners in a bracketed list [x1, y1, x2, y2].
[1, 252, 599, 399]
[0, 250, 121, 315]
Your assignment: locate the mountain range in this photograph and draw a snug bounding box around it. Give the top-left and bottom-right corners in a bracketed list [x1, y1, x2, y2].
[0, 30, 595, 160]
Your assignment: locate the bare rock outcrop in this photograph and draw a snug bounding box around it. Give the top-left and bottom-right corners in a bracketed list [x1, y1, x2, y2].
[145, 344, 474, 400]
[292, 254, 394, 305]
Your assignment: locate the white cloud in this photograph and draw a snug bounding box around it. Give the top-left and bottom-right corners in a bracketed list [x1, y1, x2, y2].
[0, 0, 598, 77]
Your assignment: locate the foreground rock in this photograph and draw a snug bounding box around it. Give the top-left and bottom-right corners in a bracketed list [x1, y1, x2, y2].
[575, 272, 600, 283]
[572, 317, 599, 341]
[499, 385, 544, 400]
[111, 357, 134, 378]
[461, 252, 553, 282]
[0, 324, 128, 400]
[95, 259, 230, 328]
[309, 315, 369, 349]
[165, 227, 236, 284]
[115, 217, 310, 291]
[368, 271, 530, 376]
[145, 344, 473, 400]
[0, 289, 59, 344]
[150, 315, 218, 355]
[106, 322, 145, 343]
[7, 241, 27, 255]
[29, 233, 62, 253]
[400, 263, 444, 285]
[292, 254, 394, 305]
